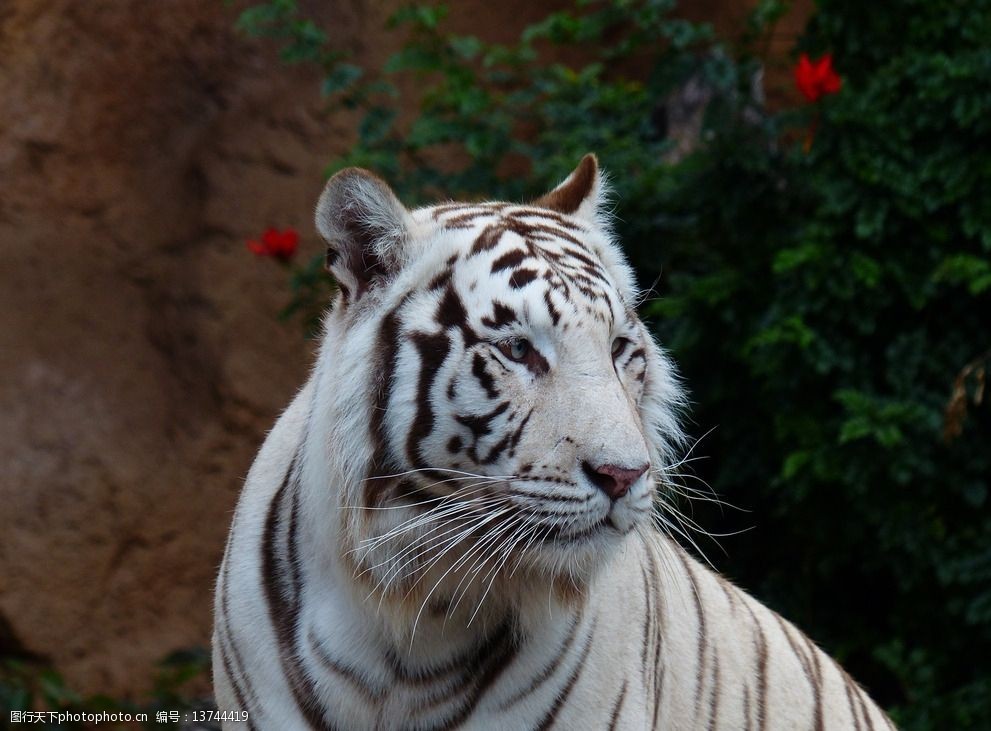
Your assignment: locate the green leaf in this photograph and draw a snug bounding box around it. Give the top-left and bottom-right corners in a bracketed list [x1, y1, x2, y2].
[321, 63, 363, 95]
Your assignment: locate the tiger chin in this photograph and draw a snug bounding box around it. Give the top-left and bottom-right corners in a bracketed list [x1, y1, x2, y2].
[212, 155, 896, 730]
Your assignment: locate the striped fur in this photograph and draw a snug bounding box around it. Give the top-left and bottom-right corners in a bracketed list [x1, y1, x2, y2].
[213, 155, 895, 729]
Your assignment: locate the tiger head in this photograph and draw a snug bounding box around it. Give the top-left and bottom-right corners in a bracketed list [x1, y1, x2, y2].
[311, 155, 684, 615]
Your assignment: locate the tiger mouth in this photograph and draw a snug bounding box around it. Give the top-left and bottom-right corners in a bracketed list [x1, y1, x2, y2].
[537, 517, 613, 544]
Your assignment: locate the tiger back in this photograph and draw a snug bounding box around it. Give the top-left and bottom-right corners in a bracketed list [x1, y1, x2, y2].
[212, 155, 895, 730]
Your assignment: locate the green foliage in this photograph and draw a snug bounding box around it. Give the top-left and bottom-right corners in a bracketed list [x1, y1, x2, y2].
[237, 0, 991, 726]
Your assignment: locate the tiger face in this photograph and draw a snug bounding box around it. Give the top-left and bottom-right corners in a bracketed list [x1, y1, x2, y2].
[316, 155, 684, 604]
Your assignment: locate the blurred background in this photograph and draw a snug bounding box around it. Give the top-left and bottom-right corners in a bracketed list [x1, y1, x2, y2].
[1, 1, 988, 728]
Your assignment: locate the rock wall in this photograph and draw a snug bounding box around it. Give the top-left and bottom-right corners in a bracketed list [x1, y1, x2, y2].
[0, 0, 368, 696]
[0, 0, 808, 698]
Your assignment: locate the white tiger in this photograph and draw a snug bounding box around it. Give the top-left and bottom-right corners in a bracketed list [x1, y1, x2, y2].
[212, 155, 895, 730]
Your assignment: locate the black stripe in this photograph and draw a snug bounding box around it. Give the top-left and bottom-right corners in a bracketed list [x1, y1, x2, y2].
[707, 649, 721, 731]
[436, 285, 482, 352]
[481, 432, 513, 465]
[261, 458, 341, 731]
[481, 301, 519, 329]
[543, 290, 561, 325]
[858, 685, 878, 731]
[500, 613, 581, 710]
[743, 602, 768, 731]
[431, 203, 474, 219]
[217, 631, 260, 731]
[534, 619, 596, 731]
[717, 576, 737, 615]
[436, 286, 476, 343]
[843, 670, 865, 731]
[743, 682, 753, 731]
[469, 622, 522, 700]
[456, 401, 510, 463]
[644, 543, 665, 730]
[365, 302, 406, 503]
[471, 352, 499, 399]
[673, 549, 708, 718]
[756, 621, 769, 730]
[639, 564, 652, 682]
[428, 267, 453, 291]
[308, 626, 383, 702]
[507, 409, 533, 456]
[803, 634, 826, 731]
[407, 331, 452, 468]
[552, 243, 600, 271]
[444, 208, 500, 228]
[773, 614, 822, 731]
[219, 543, 261, 723]
[508, 486, 589, 503]
[491, 248, 529, 272]
[508, 268, 540, 289]
[607, 679, 628, 731]
[471, 224, 504, 254]
[520, 221, 586, 249]
[286, 485, 303, 598]
[517, 208, 586, 232]
[409, 619, 521, 731]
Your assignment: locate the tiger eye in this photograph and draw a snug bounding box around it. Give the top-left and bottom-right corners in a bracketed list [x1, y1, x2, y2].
[502, 338, 532, 362]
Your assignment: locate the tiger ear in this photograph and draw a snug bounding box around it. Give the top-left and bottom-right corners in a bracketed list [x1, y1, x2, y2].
[315, 168, 414, 302]
[532, 153, 606, 224]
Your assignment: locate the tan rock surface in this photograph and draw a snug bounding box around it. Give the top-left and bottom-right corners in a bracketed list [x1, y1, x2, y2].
[0, 0, 365, 697]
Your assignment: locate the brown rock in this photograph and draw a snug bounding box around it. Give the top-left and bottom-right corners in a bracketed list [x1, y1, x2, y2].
[0, 0, 357, 697]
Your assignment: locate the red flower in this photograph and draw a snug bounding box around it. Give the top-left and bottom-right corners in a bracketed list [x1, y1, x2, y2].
[794, 53, 842, 102]
[247, 227, 299, 261]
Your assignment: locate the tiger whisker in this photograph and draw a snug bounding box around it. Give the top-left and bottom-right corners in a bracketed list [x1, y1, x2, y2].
[466, 519, 536, 628]
[445, 510, 533, 622]
[373, 507, 513, 613]
[368, 504, 507, 591]
[650, 502, 718, 571]
[344, 474, 507, 515]
[356, 498, 503, 584]
[407, 532, 510, 646]
[351, 484, 504, 552]
[408, 506, 524, 603]
[354, 499, 502, 560]
[351, 479, 504, 511]
[492, 508, 544, 574]
[349, 474, 517, 547]
[451, 510, 527, 613]
[356, 495, 506, 585]
[660, 472, 745, 513]
[352, 502, 493, 567]
[399, 505, 515, 595]
[360, 467, 515, 483]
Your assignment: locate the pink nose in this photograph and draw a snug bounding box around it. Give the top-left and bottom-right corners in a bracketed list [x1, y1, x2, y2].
[582, 462, 649, 501]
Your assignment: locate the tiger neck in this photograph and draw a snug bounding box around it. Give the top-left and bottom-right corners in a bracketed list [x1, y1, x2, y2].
[293, 461, 584, 671]
[333, 524, 587, 668]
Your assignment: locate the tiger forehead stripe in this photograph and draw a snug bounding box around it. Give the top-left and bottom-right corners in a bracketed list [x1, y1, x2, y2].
[433, 206, 618, 321]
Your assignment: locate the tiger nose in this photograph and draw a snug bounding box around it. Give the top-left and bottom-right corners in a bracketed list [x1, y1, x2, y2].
[581, 461, 649, 501]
